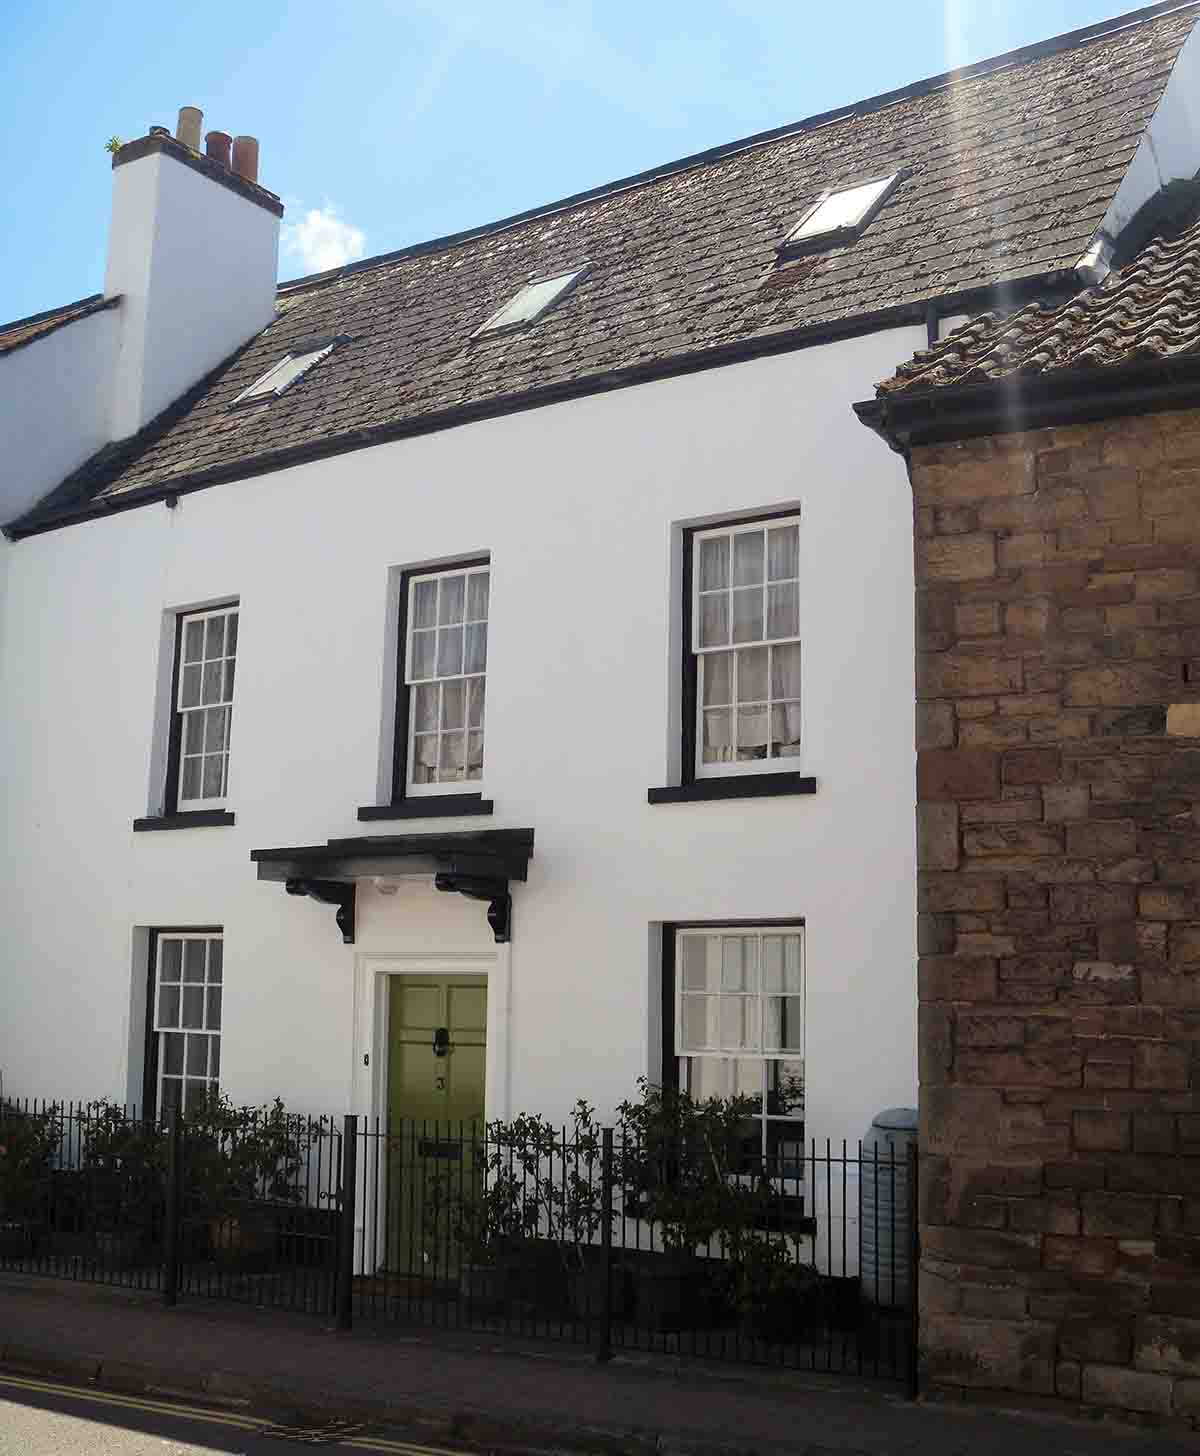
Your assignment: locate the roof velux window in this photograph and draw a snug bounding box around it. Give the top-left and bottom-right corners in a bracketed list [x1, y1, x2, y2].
[782, 173, 901, 252]
[474, 268, 587, 337]
[232, 342, 336, 404]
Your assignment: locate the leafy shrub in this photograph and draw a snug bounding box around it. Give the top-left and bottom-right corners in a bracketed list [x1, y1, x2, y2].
[0, 1101, 60, 1221]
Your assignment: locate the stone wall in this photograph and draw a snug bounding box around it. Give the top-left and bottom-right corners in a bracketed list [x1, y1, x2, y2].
[912, 408, 1200, 1427]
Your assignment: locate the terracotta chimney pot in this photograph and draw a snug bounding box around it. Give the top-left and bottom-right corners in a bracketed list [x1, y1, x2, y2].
[176, 106, 203, 150]
[205, 131, 232, 169]
[231, 136, 259, 184]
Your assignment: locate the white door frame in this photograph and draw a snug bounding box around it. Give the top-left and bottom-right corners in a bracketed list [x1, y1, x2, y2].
[349, 949, 508, 1276]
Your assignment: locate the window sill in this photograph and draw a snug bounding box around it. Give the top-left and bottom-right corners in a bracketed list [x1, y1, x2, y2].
[647, 774, 817, 805]
[133, 811, 236, 832]
[357, 793, 494, 821]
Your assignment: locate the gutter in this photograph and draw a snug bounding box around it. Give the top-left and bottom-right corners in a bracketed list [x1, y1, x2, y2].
[853, 351, 1200, 455]
[7, 267, 1082, 541]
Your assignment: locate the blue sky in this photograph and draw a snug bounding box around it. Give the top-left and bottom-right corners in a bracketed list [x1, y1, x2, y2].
[1, 0, 1146, 323]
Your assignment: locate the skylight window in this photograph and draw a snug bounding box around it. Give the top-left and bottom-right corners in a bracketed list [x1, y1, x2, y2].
[782, 173, 901, 251]
[475, 268, 588, 337]
[232, 342, 335, 404]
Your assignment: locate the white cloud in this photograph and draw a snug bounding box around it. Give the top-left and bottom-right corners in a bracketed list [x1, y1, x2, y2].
[281, 204, 367, 275]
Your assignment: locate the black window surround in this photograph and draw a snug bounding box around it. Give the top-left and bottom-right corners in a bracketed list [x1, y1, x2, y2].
[357, 556, 493, 822]
[648, 510, 817, 805]
[145, 597, 239, 830]
[134, 810, 236, 832]
[142, 924, 222, 1121]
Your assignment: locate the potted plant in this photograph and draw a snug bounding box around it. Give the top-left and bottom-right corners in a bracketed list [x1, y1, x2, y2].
[183, 1094, 310, 1270]
[80, 1101, 164, 1266]
[0, 1100, 60, 1259]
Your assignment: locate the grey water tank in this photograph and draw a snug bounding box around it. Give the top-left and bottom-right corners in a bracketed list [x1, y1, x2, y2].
[860, 1107, 917, 1307]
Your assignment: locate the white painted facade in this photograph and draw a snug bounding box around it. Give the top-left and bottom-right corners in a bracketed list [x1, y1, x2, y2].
[0, 322, 921, 1147]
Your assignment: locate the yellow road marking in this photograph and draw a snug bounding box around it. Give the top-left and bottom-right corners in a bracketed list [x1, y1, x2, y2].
[0, 1370, 472, 1454]
[0, 1372, 262, 1431]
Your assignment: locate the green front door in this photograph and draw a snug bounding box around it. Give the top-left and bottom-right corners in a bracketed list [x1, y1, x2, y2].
[387, 974, 487, 1274]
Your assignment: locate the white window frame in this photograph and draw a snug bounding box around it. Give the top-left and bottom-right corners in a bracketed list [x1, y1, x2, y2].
[674, 925, 806, 1176]
[473, 267, 589, 337]
[153, 931, 222, 1120]
[404, 563, 490, 797]
[691, 515, 802, 779]
[232, 343, 335, 404]
[782, 172, 901, 250]
[174, 604, 238, 813]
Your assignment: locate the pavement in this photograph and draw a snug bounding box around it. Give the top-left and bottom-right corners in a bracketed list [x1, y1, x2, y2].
[1, 1272, 1198, 1456]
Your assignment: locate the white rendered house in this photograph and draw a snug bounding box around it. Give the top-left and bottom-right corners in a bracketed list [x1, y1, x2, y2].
[3, 5, 1200, 1178]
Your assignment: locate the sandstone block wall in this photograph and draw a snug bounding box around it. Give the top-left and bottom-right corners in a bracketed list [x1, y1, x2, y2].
[912, 408, 1200, 1427]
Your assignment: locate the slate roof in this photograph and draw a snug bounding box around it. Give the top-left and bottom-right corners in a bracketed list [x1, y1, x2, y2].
[16, 1, 1199, 529]
[874, 215, 1200, 396]
[0, 295, 114, 358]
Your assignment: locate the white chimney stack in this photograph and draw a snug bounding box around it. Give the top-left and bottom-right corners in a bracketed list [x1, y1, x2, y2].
[103, 110, 281, 441]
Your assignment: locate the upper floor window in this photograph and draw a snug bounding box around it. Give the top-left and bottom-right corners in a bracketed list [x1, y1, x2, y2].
[401, 562, 489, 795]
[170, 604, 238, 812]
[687, 516, 801, 779]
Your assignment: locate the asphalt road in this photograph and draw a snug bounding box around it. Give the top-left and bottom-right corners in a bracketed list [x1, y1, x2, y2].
[0, 1374, 477, 1456]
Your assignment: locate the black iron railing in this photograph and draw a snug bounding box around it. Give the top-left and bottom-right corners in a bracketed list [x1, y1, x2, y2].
[0, 1099, 918, 1388]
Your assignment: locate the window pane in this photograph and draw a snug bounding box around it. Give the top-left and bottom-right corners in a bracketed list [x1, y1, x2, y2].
[210, 1039, 221, 1079]
[412, 579, 437, 630]
[737, 705, 769, 755]
[186, 1035, 208, 1076]
[768, 526, 799, 581]
[162, 1032, 184, 1075]
[767, 581, 799, 638]
[738, 646, 768, 703]
[184, 711, 205, 754]
[733, 1058, 765, 1100]
[468, 678, 485, 729]
[784, 936, 803, 992]
[439, 731, 465, 780]
[466, 731, 484, 780]
[733, 531, 764, 587]
[683, 1056, 728, 1102]
[412, 682, 438, 733]
[439, 575, 465, 626]
[413, 735, 438, 781]
[699, 593, 729, 649]
[202, 754, 225, 799]
[681, 936, 714, 992]
[206, 986, 222, 1031]
[464, 622, 487, 675]
[181, 665, 202, 709]
[702, 709, 731, 763]
[680, 995, 716, 1050]
[771, 704, 802, 758]
[184, 620, 204, 663]
[467, 572, 490, 621]
[723, 936, 759, 991]
[181, 757, 201, 800]
[159, 940, 182, 982]
[441, 679, 466, 730]
[205, 616, 225, 658]
[184, 941, 206, 981]
[698, 536, 729, 592]
[160, 1079, 181, 1118]
[158, 986, 180, 1028]
[763, 996, 804, 1052]
[185, 1081, 207, 1116]
[437, 626, 463, 677]
[732, 587, 763, 644]
[702, 652, 732, 706]
[205, 707, 228, 753]
[411, 629, 436, 680]
[226, 613, 238, 656]
[182, 986, 204, 1029]
[767, 1060, 805, 1118]
[202, 661, 223, 705]
[771, 642, 802, 699]
[207, 940, 223, 983]
[223, 660, 236, 700]
[720, 997, 760, 1051]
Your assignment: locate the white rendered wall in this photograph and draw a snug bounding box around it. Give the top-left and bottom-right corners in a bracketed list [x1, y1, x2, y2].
[105, 150, 279, 440]
[0, 307, 119, 525]
[0, 328, 921, 1146]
